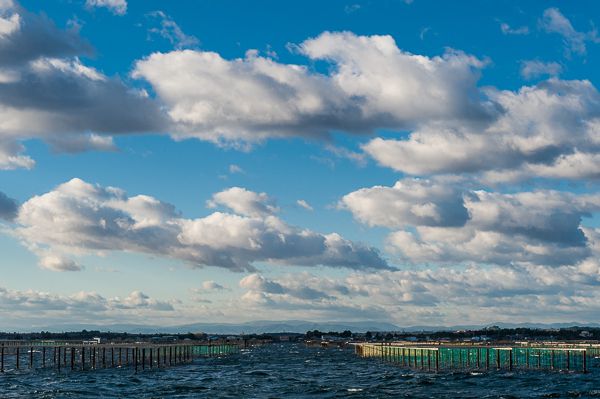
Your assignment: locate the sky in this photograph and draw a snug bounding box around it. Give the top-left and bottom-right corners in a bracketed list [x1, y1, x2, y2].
[1, 0, 600, 330]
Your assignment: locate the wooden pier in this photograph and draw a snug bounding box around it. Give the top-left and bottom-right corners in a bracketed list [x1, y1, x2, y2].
[0, 341, 239, 373]
[354, 342, 597, 373]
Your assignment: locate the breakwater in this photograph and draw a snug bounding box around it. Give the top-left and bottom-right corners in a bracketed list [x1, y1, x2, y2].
[0, 340, 239, 373]
[354, 342, 600, 373]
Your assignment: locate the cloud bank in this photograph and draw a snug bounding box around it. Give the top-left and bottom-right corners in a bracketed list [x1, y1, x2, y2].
[0, 286, 179, 329]
[341, 178, 600, 267]
[10, 178, 389, 272]
[363, 79, 600, 182]
[236, 258, 600, 325]
[3, 2, 599, 182]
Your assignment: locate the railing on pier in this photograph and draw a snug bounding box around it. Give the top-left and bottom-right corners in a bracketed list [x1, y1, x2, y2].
[354, 343, 592, 373]
[0, 342, 239, 374]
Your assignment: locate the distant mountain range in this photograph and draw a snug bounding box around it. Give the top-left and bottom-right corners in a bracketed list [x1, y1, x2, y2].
[3, 320, 600, 334]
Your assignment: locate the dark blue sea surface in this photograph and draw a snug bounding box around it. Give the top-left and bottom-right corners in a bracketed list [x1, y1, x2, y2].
[1, 343, 599, 398]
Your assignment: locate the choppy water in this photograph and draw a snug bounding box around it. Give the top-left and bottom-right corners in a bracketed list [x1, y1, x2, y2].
[1, 344, 599, 398]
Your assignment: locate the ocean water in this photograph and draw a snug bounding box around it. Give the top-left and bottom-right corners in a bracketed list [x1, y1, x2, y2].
[1, 343, 599, 398]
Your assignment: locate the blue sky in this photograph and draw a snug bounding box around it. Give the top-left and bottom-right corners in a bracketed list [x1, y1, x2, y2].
[1, 0, 600, 330]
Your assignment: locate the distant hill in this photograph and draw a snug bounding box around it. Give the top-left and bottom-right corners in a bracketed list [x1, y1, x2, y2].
[3, 320, 599, 334]
[4, 320, 400, 334]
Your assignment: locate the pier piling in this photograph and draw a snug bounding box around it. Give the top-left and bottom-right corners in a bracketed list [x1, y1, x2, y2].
[0, 340, 239, 375]
[354, 342, 594, 374]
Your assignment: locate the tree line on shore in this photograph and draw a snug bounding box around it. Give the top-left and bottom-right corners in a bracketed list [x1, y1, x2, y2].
[1, 326, 599, 342]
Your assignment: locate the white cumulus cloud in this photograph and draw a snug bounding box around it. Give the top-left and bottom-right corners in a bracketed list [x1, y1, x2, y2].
[539, 8, 597, 56]
[363, 79, 600, 182]
[0, 1, 166, 169]
[146, 10, 198, 49]
[296, 199, 313, 211]
[499, 22, 529, 35]
[520, 60, 562, 80]
[207, 187, 279, 217]
[85, 0, 127, 16]
[342, 178, 600, 267]
[132, 31, 489, 146]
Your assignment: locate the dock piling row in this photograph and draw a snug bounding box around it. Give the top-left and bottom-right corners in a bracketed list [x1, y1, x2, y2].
[355, 343, 592, 373]
[0, 341, 239, 374]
